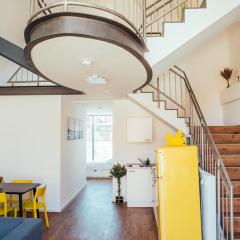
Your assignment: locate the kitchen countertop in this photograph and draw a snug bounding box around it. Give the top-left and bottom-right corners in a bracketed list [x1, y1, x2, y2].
[126, 163, 155, 169]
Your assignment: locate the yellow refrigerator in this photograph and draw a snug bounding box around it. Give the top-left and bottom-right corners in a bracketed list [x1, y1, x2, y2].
[156, 146, 202, 240]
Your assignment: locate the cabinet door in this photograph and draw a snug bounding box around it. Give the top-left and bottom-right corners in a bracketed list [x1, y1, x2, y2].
[127, 117, 152, 142]
[127, 169, 151, 202]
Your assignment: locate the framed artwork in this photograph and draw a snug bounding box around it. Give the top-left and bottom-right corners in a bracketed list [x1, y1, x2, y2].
[67, 117, 84, 140]
[67, 117, 75, 140]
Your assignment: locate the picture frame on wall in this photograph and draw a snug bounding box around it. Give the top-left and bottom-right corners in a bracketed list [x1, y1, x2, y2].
[79, 119, 84, 139]
[74, 119, 81, 139]
[67, 117, 75, 140]
[67, 117, 84, 140]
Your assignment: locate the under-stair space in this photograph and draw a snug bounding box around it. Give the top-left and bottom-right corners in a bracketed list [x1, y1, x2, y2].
[210, 126, 240, 239]
[129, 65, 235, 239]
[129, 66, 191, 135]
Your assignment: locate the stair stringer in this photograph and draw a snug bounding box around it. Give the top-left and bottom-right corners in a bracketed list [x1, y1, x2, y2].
[128, 92, 189, 135]
[146, 0, 240, 71]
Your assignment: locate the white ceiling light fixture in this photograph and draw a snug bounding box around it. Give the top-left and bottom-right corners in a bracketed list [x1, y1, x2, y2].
[85, 74, 107, 84]
[82, 58, 93, 67]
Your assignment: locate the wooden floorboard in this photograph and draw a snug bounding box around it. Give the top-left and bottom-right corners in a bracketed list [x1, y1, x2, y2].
[42, 179, 158, 240]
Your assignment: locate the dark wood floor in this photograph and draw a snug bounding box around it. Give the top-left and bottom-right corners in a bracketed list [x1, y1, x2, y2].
[42, 179, 158, 240]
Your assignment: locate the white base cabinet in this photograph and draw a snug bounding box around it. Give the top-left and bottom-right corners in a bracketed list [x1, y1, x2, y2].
[127, 167, 153, 207]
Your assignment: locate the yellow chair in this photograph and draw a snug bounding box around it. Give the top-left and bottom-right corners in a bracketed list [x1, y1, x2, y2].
[10, 180, 33, 206]
[23, 185, 49, 228]
[0, 192, 17, 217]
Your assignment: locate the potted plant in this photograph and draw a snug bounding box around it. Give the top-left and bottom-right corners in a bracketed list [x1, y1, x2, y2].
[110, 164, 127, 204]
[220, 68, 233, 88]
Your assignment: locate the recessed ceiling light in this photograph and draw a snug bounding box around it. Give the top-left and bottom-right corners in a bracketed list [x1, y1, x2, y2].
[82, 58, 93, 67]
[85, 74, 107, 84]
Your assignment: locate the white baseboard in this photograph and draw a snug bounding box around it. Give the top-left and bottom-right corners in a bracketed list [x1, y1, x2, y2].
[60, 183, 87, 211]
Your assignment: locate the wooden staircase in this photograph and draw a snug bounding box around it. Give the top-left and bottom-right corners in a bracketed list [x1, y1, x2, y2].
[210, 126, 240, 239]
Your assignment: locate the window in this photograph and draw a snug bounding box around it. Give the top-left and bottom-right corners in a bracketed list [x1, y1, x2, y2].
[87, 115, 112, 163]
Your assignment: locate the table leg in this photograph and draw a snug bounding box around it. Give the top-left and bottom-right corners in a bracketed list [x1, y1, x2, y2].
[18, 194, 23, 217]
[33, 188, 40, 218]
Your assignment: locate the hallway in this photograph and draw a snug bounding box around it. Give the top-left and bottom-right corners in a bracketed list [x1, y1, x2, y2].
[43, 179, 158, 240]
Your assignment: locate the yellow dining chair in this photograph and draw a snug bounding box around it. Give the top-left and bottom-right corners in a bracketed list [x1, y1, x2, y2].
[10, 180, 33, 206]
[0, 192, 17, 217]
[23, 185, 49, 228]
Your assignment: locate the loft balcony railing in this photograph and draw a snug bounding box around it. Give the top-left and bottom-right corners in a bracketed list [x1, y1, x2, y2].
[3, 67, 56, 87]
[29, 0, 206, 41]
[29, 0, 147, 42]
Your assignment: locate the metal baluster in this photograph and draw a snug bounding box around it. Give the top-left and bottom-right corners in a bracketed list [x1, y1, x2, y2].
[142, 0, 146, 39]
[222, 180, 225, 237]
[226, 195, 229, 240]
[230, 185, 234, 240]
[157, 77, 160, 108]
[174, 73, 177, 102]
[169, 70, 171, 98]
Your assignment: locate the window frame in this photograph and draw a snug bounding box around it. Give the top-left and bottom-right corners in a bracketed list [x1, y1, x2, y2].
[87, 114, 112, 162]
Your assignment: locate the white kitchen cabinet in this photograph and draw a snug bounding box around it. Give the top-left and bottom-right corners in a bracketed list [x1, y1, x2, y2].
[127, 117, 152, 142]
[127, 167, 152, 207]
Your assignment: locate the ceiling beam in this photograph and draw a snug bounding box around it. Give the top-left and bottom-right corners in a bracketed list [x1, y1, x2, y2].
[0, 37, 36, 73]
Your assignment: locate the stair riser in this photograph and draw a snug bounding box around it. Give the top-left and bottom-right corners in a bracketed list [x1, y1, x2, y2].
[223, 198, 240, 213]
[213, 134, 240, 144]
[209, 126, 240, 135]
[217, 145, 240, 155]
[233, 183, 240, 196]
[222, 156, 240, 167]
[226, 168, 240, 181]
[225, 218, 240, 234]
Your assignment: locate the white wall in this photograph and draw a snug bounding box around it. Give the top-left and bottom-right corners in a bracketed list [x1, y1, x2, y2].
[228, 21, 240, 76]
[220, 83, 240, 125]
[0, 96, 62, 211]
[0, 95, 88, 212]
[112, 99, 176, 200]
[176, 30, 230, 125]
[60, 96, 87, 210]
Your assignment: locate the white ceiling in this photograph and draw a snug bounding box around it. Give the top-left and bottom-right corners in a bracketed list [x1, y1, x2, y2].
[31, 36, 148, 98]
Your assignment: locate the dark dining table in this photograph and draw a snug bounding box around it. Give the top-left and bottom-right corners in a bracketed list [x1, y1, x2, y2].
[0, 183, 41, 217]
